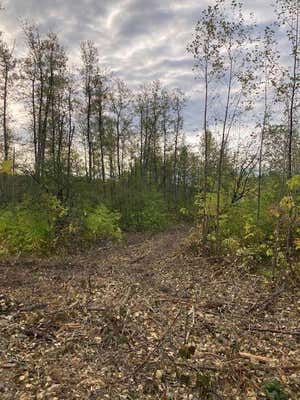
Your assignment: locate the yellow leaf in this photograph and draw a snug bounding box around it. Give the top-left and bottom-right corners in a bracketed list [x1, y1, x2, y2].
[0, 159, 13, 175]
[280, 196, 294, 211]
[155, 370, 163, 380]
[294, 238, 300, 250]
[20, 394, 31, 400]
[287, 175, 300, 191]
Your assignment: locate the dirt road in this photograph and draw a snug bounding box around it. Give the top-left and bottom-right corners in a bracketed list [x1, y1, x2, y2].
[0, 227, 299, 399]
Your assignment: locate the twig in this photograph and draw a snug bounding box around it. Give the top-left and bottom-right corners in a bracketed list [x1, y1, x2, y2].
[248, 285, 285, 313]
[130, 252, 149, 264]
[174, 361, 222, 372]
[18, 303, 48, 312]
[88, 273, 93, 294]
[248, 326, 300, 337]
[184, 305, 195, 344]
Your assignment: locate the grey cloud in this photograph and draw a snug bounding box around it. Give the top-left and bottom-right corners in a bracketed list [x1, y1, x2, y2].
[0, 0, 282, 137]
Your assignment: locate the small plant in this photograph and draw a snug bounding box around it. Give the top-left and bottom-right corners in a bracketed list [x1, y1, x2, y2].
[195, 372, 213, 398]
[85, 204, 122, 241]
[178, 344, 196, 359]
[263, 380, 289, 400]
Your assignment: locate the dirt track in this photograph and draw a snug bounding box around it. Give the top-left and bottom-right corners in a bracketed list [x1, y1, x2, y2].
[0, 227, 299, 399]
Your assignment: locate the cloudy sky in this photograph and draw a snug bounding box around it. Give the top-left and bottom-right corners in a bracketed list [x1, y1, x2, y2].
[0, 0, 277, 143]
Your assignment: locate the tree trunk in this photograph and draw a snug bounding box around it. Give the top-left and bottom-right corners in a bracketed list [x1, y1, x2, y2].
[3, 65, 9, 160]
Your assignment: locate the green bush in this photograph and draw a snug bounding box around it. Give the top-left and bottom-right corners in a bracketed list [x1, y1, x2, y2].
[85, 204, 122, 241]
[0, 194, 71, 255]
[0, 208, 49, 255]
[0, 197, 122, 255]
[121, 189, 169, 231]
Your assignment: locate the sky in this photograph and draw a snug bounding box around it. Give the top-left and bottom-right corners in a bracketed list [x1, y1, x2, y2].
[0, 0, 278, 145]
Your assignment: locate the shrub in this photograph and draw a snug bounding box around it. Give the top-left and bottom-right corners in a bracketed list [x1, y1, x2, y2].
[121, 189, 169, 231]
[0, 194, 72, 255]
[85, 204, 122, 241]
[0, 197, 122, 255]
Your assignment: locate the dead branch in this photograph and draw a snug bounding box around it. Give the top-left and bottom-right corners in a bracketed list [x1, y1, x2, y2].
[239, 352, 276, 364]
[248, 285, 286, 313]
[248, 326, 300, 337]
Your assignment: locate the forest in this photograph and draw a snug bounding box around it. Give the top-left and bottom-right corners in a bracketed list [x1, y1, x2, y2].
[0, 0, 299, 399]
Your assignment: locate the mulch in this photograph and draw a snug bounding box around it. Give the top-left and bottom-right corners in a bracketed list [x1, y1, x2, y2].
[0, 227, 299, 399]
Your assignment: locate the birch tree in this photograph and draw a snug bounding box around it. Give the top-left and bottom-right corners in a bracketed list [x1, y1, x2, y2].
[188, 2, 223, 252]
[0, 38, 15, 161]
[275, 0, 300, 179]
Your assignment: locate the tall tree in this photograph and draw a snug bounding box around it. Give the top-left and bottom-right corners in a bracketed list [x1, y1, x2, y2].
[171, 89, 185, 200]
[0, 39, 15, 161]
[214, 0, 256, 246]
[93, 68, 110, 182]
[275, 0, 300, 179]
[256, 27, 279, 219]
[110, 78, 132, 178]
[160, 88, 172, 194]
[80, 40, 98, 181]
[188, 2, 223, 252]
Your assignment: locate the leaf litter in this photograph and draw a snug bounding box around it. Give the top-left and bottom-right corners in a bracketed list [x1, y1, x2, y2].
[0, 227, 299, 399]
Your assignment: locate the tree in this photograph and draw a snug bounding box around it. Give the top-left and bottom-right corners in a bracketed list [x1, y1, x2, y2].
[188, 2, 223, 252]
[23, 26, 68, 181]
[214, 0, 256, 246]
[160, 88, 173, 194]
[93, 68, 110, 183]
[275, 0, 300, 179]
[0, 38, 15, 161]
[110, 78, 132, 178]
[80, 40, 98, 181]
[171, 89, 185, 200]
[256, 27, 279, 219]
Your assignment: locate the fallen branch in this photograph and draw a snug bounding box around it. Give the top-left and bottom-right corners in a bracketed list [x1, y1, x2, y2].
[18, 303, 48, 312]
[239, 352, 276, 364]
[248, 326, 300, 337]
[248, 285, 285, 313]
[130, 252, 149, 264]
[174, 361, 223, 372]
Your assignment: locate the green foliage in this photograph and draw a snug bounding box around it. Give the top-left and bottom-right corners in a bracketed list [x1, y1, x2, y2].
[287, 175, 300, 191]
[195, 192, 227, 218]
[0, 208, 48, 254]
[195, 372, 212, 398]
[193, 174, 300, 269]
[263, 380, 288, 400]
[85, 204, 122, 241]
[0, 195, 122, 255]
[219, 198, 275, 264]
[121, 188, 169, 232]
[0, 195, 59, 255]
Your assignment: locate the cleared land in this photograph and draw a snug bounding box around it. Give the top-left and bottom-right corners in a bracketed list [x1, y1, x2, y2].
[0, 227, 299, 399]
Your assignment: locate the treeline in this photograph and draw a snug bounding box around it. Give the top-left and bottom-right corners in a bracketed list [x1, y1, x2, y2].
[0, 24, 199, 207]
[1, 0, 300, 268]
[186, 0, 300, 272]
[0, 17, 201, 253]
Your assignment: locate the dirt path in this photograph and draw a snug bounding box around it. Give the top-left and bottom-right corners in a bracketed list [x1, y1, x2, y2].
[0, 227, 299, 399]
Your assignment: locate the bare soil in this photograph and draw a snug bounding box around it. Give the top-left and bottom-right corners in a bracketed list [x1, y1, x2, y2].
[0, 226, 299, 399]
